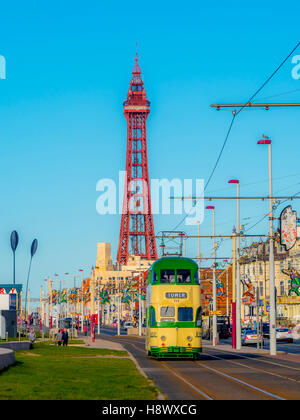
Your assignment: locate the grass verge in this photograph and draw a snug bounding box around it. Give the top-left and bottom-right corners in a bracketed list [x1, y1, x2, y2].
[0, 341, 157, 400]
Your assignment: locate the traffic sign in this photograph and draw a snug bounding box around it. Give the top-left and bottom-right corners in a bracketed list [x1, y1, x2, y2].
[263, 299, 270, 315]
[209, 310, 222, 316]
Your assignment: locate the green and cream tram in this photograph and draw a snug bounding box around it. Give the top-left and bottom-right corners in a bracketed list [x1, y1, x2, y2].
[145, 257, 202, 359]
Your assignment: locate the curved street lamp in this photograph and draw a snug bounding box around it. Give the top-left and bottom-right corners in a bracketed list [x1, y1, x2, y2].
[24, 239, 38, 319]
[10, 231, 19, 284]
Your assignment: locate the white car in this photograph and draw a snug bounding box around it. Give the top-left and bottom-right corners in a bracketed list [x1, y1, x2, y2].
[242, 330, 264, 346]
[276, 327, 293, 343]
[123, 322, 133, 330]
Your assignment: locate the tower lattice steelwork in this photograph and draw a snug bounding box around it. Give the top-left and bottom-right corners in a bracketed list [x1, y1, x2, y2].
[117, 53, 157, 265]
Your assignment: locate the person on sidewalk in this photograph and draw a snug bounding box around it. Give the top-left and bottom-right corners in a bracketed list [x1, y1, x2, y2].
[62, 328, 69, 346]
[28, 329, 36, 348]
[83, 323, 88, 336]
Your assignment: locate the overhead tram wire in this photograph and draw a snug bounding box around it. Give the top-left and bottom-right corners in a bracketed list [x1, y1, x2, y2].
[245, 189, 300, 233]
[169, 41, 300, 234]
[252, 88, 300, 102]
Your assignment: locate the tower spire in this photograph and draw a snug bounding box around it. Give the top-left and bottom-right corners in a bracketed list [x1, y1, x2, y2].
[117, 55, 157, 265]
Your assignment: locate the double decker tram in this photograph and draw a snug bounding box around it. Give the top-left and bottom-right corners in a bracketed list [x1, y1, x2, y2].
[145, 257, 202, 359]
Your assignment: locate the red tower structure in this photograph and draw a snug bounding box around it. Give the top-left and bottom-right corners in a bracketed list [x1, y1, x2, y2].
[117, 53, 157, 265]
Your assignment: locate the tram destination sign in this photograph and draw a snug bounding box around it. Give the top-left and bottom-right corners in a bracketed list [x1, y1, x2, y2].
[165, 292, 187, 299]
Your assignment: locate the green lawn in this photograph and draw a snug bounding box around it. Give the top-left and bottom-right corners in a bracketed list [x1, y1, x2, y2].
[0, 337, 28, 342]
[0, 341, 157, 400]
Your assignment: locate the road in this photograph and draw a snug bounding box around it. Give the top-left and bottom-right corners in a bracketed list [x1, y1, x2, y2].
[219, 337, 300, 355]
[93, 326, 300, 400]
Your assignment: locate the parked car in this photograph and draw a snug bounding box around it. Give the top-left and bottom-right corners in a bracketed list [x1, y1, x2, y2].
[276, 327, 293, 343]
[123, 321, 133, 330]
[242, 329, 264, 346]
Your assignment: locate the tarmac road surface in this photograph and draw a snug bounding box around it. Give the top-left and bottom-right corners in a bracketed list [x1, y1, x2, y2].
[92, 327, 300, 400]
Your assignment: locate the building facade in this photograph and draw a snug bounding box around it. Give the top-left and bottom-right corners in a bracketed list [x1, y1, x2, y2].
[239, 236, 300, 325]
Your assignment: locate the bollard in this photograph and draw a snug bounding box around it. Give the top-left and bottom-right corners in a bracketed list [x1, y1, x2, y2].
[19, 331, 21, 342]
[42, 332, 44, 341]
[6, 332, 8, 342]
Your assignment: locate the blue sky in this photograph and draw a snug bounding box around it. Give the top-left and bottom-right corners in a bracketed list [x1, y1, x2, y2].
[0, 1, 299, 300]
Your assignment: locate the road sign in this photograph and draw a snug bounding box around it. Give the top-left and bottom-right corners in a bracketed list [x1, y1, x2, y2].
[209, 310, 222, 316]
[263, 299, 270, 315]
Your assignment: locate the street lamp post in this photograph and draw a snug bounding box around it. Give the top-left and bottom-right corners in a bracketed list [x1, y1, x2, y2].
[117, 265, 121, 336]
[79, 269, 84, 332]
[258, 135, 276, 356]
[192, 220, 201, 281]
[10, 231, 19, 285]
[206, 206, 217, 346]
[65, 273, 69, 318]
[232, 227, 236, 349]
[228, 179, 241, 350]
[24, 239, 38, 323]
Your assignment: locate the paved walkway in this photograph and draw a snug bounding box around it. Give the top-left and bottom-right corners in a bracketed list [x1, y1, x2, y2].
[83, 336, 125, 351]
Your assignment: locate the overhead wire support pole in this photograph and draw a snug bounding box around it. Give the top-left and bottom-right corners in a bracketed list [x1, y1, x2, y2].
[156, 235, 268, 239]
[170, 196, 300, 200]
[210, 103, 300, 111]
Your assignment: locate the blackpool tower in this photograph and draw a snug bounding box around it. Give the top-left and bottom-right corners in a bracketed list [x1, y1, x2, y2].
[117, 53, 157, 265]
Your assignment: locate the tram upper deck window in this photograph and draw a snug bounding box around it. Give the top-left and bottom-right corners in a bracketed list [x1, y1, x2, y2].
[178, 307, 193, 322]
[160, 269, 175, 283]
[177, 269, 191, 283]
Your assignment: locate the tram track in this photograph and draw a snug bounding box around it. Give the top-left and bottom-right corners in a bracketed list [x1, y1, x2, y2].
[201, 350, 300, 384]
[119, 338, 281, 399]
[206, 345, 300, 372]
[96, 331, 300, 399]
[193, 360, 285, 400]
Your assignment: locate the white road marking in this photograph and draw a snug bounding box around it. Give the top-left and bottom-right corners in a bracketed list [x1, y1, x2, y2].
[197, 362, 285, 400]
[161, 362, 214, 400]
[201, 351, 300, 384]
[206, 345, 300, 372]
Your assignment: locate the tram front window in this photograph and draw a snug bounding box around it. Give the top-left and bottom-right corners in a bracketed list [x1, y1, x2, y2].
[160, 306, 175, 317]
[178, 307, 193, 321]
[160, 269, 175, 283]
[177, 269, 191, 283]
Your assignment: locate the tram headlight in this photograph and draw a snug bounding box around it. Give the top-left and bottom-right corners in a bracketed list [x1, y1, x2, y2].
[187, 336, 193, 342]
[160, 335, 166, 341]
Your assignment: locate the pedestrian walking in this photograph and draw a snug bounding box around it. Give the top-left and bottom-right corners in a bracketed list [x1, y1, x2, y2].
[83, 323, 88, 336]
[62, 328, 69, 346]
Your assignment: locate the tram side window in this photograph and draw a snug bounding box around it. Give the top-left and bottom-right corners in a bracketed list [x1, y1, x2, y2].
[150, 307, 156, 327]
[194, 270, 199, 284]
[160, 269, 175, 283]
[152, 271, 158, 283]
[196, 307, 202, 327]
[178, 307, 193, 322]
[177, 269, 191, 283]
